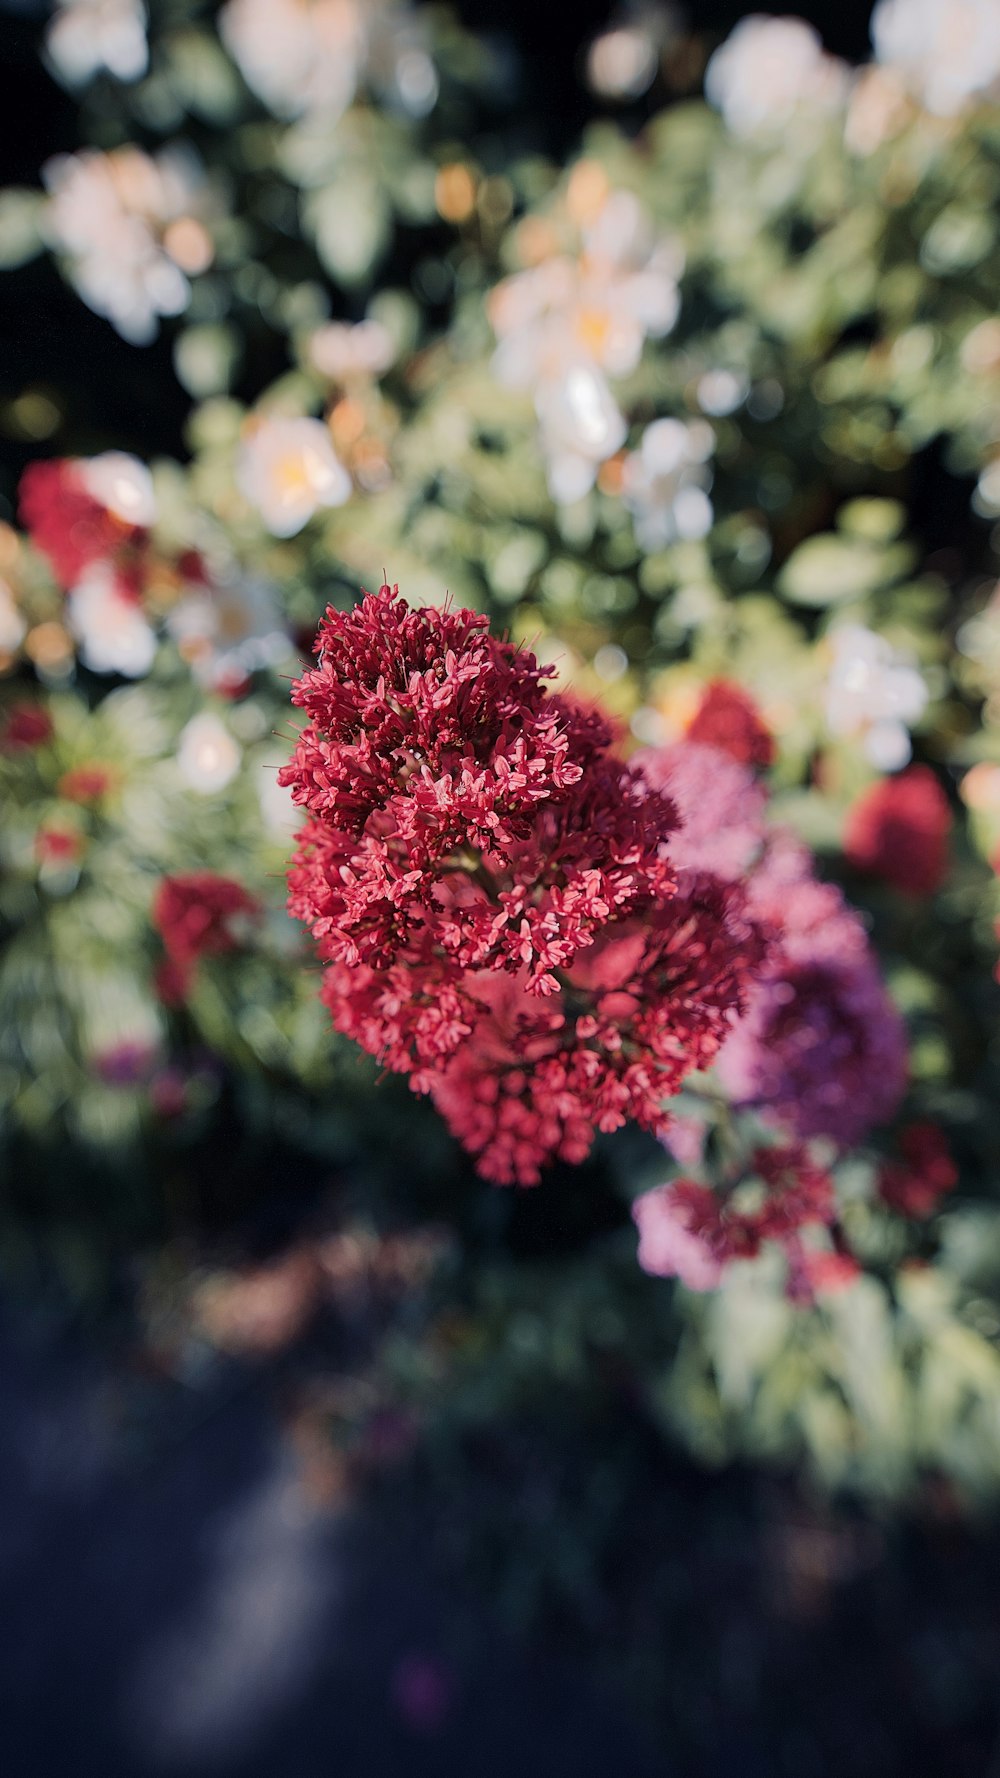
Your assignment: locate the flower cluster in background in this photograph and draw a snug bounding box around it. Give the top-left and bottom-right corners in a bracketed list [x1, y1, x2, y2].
[1, 0, 1000, 1507]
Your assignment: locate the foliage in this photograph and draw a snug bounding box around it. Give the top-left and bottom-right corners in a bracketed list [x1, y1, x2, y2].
[2, 0, 1000, 1503]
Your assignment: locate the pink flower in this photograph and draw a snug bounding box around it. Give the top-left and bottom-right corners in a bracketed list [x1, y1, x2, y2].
[634, 1140, 845, 1299]
[632, 1180, 734, 1290]
[635, 738, 767, 883]
[717, 832, 908, 1148]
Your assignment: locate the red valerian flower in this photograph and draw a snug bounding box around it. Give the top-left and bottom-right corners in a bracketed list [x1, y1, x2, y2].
[878, 1121, 957, 1218]
[1, 702, 54, 750]
[686, 679, 775, 771]
[844, 765, 951, 898]
[20, 459, 147, 597]
[152, 870, 260, 1001]
[281, 584, 767, 1184]
[633, 1139, 843, 1298]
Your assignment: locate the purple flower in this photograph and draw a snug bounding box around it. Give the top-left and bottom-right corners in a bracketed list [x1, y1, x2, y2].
[717, 833, 908, 1147]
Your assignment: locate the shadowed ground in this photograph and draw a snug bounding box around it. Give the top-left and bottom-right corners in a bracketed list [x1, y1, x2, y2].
[0, 1304, 666, 1778]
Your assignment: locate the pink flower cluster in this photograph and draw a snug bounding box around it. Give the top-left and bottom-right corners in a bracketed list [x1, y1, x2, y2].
[718, 831, 908, 1148]
[639, 744, 908, 1151]
[633, 1140, 857, 1300]
[280, 584, 765, 1184]
[632, 734, 914, 1300]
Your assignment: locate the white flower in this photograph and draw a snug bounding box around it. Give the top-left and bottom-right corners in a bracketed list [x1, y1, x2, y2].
[176, 713, 241, 794]
[535, 366, 628, 503]
[78, 452, 157, 527]
[586, 6, 673, 99]
[309, 318, 396, 383]
[491, 192, 681, 389]
[621, 419, 715, 551]
[237, 416, 352, 537]
[219, 0, 434, 121]
[824, 623, 928, 770]
[697, 368, 748, 417]
[46, 0, 148, 84]
[43, 147, 213, 345]
[871, 0, 1000, 115]
[0, 580, 26, 657]
[221, 0, 363, 119]
[258, 758, 300, 837]
[843, 65, 911, 155]
[168, 574, 291, 690]
[705, 14, 849, 137]
[489, 188, 682, 503]
[68, 563, 156, 677]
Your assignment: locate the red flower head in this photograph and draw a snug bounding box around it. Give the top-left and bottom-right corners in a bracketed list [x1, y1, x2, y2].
[1, 702, 54, 751]
[19, 457, 150, 599]
[58, 763, 117, 803]
[281, 584, 767, 1184]
[878, 1121, 957, 1218]
[152, 871, 260, 1002]
[36, 825, 83, 865]
[633, 1139, 842, 1299]
[844, 765, 951, 898]
[686, 679, 775, 771]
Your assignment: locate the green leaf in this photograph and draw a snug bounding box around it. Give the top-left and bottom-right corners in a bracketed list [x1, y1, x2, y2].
[0, 188, 45, 269]
[777, 533, 913, 607]
[303, 176, 391, 287]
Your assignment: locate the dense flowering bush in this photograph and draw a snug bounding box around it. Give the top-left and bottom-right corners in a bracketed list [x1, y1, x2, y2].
[2, 0, 1000, 1501]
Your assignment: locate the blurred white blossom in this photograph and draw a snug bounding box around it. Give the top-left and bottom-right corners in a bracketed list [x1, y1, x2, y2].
[168, 575, 291, 691]
[489, 188, 682, 502]
[705, 14, 849, 137]
[258, 759, 300, 837]
[586, 5, 676, 99]
[309, 318, 396, 384]
[843, 64, 911, 154]
[237, 416, 352, 537]
[220, 0, 436, 122]
[68, 563, 157, 677]
[621, 418, 714, 551]
[46, 0, 148, 84]
[824, 623, 928, 770]
[871, 0, 1000, 116]
[177, 713, 242, 794]
[697, 368, 749, 417]
[43, 147, 215, 345]
[78, 452, 157, 527]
